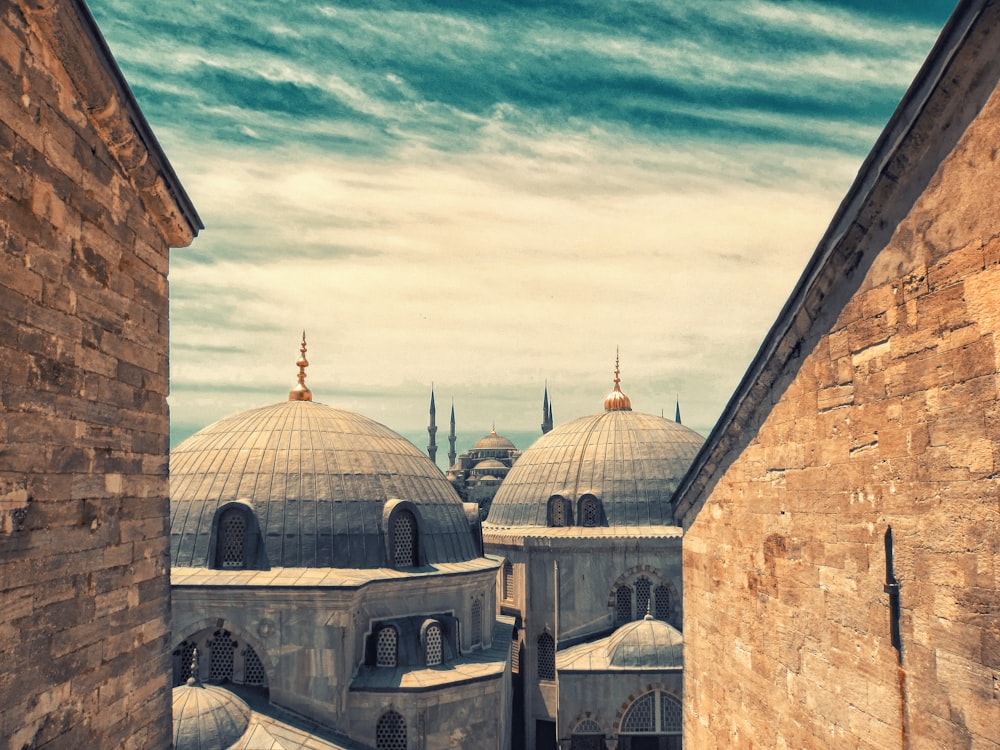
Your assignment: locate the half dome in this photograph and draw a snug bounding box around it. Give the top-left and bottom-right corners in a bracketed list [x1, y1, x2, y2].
[170, 400, 479, 568]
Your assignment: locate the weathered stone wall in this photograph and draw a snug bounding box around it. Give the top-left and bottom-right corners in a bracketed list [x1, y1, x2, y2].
[0, 2, 196, 747]
[681, 33, 1000, 750]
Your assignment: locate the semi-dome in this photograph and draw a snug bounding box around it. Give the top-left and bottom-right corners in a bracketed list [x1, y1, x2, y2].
[606, 614, 683, 668]
[484, 368, 703, 528]
[172, 680, 250, 750]
[170, 340, 479, 569]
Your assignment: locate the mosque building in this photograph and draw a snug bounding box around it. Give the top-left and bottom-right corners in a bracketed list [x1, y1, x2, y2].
[482, 360, 705, 750]
[167, 338, 512, 750]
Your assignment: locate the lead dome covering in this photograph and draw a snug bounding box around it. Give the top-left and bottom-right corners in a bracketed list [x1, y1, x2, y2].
[170, 400, 479, 568]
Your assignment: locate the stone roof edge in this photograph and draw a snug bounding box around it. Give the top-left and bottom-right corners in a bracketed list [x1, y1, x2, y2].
[42, 0, 203, 246]
[672, 0, 1000, 529]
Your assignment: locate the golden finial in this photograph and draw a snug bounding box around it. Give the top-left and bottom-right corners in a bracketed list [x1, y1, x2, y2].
[288, 331, 313, 401]
[603, 347, 632, 412]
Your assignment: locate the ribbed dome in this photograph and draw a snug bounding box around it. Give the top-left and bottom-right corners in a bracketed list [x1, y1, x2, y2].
[606, 615, 683, 668]
[474, 459, 507, 471]
[170, 400, 479, 568]
[472, 431, 516, 451]
[484, 410, 703, 528]
[172, 682, 250, 750]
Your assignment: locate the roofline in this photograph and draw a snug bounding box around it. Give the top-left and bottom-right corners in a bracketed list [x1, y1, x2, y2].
[72, 0, 203, 237]
[672, 0, 1000, 526]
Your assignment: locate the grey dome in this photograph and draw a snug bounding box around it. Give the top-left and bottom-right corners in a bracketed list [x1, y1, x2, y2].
[484, 410, 703, 527]
[606, 615, 683, 668]
[170, 400, 479, 568]
[172, 682, 250, 750]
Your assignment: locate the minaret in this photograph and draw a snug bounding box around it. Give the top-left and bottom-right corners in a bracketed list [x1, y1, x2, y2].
[448, 400, 457, 467]
[288, 332, 312, 401]
[675, 395, 682, 424]
[427, 386, 438, 466]
[541, 382, 553, 434]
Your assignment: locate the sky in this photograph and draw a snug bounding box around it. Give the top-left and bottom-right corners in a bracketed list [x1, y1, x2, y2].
[86, 0, 957, 456]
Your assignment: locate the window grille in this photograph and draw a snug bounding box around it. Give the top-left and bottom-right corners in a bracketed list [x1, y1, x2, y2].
[635, 576, 651, 619]
[393, 511, 417, 567]
[376, 710, 407, 750]
[208, 629, 236, 683]
[621, 691, 656, 733]
[660, 692, 683, 732]
[173, 641, 197, 686]
[615, 585, 633, 625]
[536, 632, 555, 681]
[243, 645, 266, 686]
[425, 624, 443, 666]
[580, 495, 599, 526]
[550, 496, 565, 527]
[471, 598, 482, 646]
[570, 724, 605, 750]
[654, 585, 671, 621]
[511, 631, 521, 673]
[377, 627, 397, 668]
[219, 509, 246, 568]
[503, 561, 514, 601]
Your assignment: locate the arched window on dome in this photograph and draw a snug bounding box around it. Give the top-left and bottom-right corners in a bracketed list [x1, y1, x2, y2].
[615, 585, 633, 626]
[571, 719, 605, 750]
[502, 560, 515, 602]
[548, 495, 571, 527]
[425, 622, 443, 666]
[376, 626, 398, 668]
[578, 494, 602, 527]
[392, 509, 419, 568]
[537, 632, 555, 681]
[376, 710, 407, 750]
[217, 507, 248, 569]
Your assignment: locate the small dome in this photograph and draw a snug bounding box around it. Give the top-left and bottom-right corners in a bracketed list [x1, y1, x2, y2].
[172, 682, 250, 750]
[472, 430, 517, 451]
[474, 459, 507, 471]
[606, 616, 683, 668]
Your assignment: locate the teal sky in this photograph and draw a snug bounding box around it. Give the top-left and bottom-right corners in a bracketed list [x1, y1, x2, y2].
[87, 0, 957, 454]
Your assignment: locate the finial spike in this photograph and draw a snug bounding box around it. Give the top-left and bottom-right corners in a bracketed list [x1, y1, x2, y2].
[187, 647, 200, 686]
[603, 348, 632, 412]
[289, 332, 313, 401]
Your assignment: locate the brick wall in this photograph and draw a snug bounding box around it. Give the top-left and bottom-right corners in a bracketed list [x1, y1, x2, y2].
[0, 2, 197, 747]
[680, 16, 1000, 749]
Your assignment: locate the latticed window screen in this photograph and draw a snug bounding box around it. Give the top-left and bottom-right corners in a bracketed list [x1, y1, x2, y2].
[471, 598, 482, 646]
[376, 710, 407, 750]
[511, 631, 521, 673]
[660, 692, 683, 732]
[173, 641, 197, 686]
[208, 630, 236, 683]
[635, 576, 652, 619]
[654, 585, 671, 621]
[377, 627, 397, 668]
[425, 624, 443, 666]
[550, 496, 565, 526]
[571, 720, 604, 750]
[537, 632, 555, 681]
[393, 511, 417, 567]
[219, 510, 246, 568]
[580, 496, 599, 526]
[621, 691, 656, 732]
[503, 561, 514, 600]
[615, 585, 633, 625]
[243, 645, 266, 686]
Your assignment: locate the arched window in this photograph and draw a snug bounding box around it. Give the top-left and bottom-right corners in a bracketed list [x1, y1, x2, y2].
[502, 560, 515, 601]
[208, 629, 236, 683]
[376, 710, 407, 750]
[615, 585, 633, 626]
[172, 641, 197, 686]
[376, 626, 398, 668]
[635, 576, 652, 618]
[579, 494, 601, 527]
[218, 507, 247, 569]
[425, 623, 443, 666]
[392, 510, 418, 568]
[654, 585, 671, 621]
[471, 598, 483, 646]
[619, 690, 682, 748]
[537, 632, 555, 681]
[548, 495, 570, 527]
[571, 719, 604, 750]
[242, 644, 267, 687]
[510, 627, 522, 674]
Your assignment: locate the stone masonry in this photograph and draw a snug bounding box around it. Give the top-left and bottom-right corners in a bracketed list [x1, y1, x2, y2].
[0, 1, 199, 747]
[676, 2, 1000, 748]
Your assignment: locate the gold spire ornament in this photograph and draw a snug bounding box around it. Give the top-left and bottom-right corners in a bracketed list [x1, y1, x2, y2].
[288, 332, 313, 401]
[603, 348, 632, 411]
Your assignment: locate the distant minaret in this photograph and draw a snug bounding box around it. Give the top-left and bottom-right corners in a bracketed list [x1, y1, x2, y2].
[675, 395, 682, 424]
[427, 386, 438, 466]
[448, 400, 457, 467]
[541, 382, 553, 434]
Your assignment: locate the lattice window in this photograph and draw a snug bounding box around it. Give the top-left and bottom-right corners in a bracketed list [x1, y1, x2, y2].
[471, 598, 482, 646]
[654, 585, 671, 621]
[580, 495, 599, 526]
[173, 641, 197, 686]
[243, 645, 266, 686]
[377, 627, 398, 668]
[550, 496, 565, 527]
[570, 722, 605, 750]
[635, 576, 651, 619]
[621, 691, 656, 733]
[537, 632, 555, 681]
[376, 710, 407, 750]
[208, 630, 236, 683]
[660, 692, 682, 733]
[219, 509, 246, 568]
[511, 630, 521, 673]
[393, 511, 418, 568]
[425, 624, 443, 666]
[503, 561, 514, 601]
[615, 585, 633, 625]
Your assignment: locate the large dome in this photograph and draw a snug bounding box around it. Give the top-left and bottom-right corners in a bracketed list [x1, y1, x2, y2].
[170, 399, 480, 569]
[471, 430, 517, 452]
[484, 378, 703, 528]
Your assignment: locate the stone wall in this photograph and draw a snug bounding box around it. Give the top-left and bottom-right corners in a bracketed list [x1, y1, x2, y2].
[0, 1, 197, 747]
[679, 8, 1000, 748]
